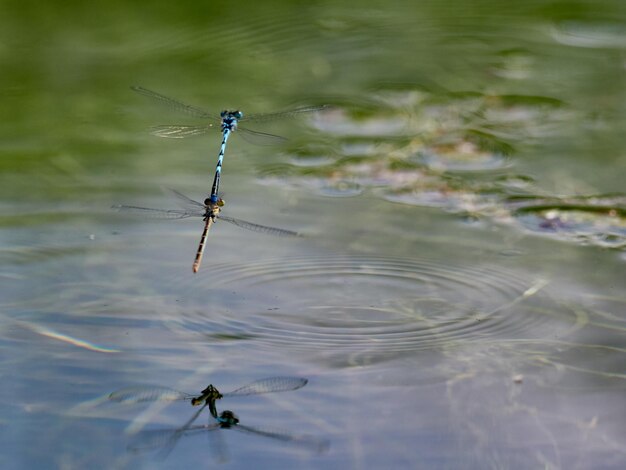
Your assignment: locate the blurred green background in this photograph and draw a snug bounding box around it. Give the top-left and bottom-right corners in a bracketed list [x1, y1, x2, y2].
[1, 1, 625, 468]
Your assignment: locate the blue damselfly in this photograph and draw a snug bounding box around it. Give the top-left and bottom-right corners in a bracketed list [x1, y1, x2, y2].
[131, 86, 328, 203]
[113, 190, 299, 273]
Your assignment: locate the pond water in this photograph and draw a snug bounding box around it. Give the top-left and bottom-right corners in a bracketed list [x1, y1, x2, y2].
[1, 1, 625, 469]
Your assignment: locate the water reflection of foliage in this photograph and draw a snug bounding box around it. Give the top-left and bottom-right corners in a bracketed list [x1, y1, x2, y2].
[258, 88, 626, 251]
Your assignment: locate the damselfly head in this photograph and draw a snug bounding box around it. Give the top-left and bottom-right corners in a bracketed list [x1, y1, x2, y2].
[203, 197, 225, 208]
[200, 384, 223, 400]
[220, 110, 243, 120]
[218, 410, 239, 427]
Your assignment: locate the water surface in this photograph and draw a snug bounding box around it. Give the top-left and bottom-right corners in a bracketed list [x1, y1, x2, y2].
[1, 1, 625, 469]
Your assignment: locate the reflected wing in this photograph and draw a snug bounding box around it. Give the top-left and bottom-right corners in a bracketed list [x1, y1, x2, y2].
[156, 403, 210, 457]
[112, 205, 202, 219]
[244, 105, 330, 122]
[150, 125, 213, 139]
[208, 423, 230, 463]
[218, 216, 300, 237]
[223, 377, 308, 397]
[237, 127, 287, 146]
[234, 423, 329, 453]
[131, 86, 218, 119]
[128, 429, 179, 454]
[108, 386, 193, 404]
[128, 422, 221, 453]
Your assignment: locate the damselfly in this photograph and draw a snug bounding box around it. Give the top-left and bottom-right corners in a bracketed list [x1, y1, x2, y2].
[129, 409, 328, 460]
[113, 189, 299, 273]
[109, 377, 308, 421]
[131, 86, 328, 203]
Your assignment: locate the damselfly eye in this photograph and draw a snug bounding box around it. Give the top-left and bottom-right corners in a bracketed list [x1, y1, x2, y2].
[204, 198, 211, 205]
[220, 110, 227, 118]
[217, 198, 225, 207]
[234, 111, 243, 119]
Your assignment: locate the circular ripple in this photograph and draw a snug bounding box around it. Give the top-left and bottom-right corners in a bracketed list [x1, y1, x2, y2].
[170, 256, 581, 360]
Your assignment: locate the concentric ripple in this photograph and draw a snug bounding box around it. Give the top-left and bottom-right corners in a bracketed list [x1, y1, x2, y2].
[171, 256, 581, 360]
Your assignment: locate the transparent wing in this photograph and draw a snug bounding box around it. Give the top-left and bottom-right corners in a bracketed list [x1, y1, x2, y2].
[243, 104, 330, 122]
[237, 127, 287, 146]
[112, 205, 202, 219]
[218, 216, 300, 237]
[150, 125, 214, 139]
[167, 189, 206, 210]
[223, 377, 308, 397]
[208, 423, 230, 463]
[234, 424, 329, 453]
[131, 86, 219, 120]
[108, 386, 193, 404]
[128, 422, 221, 454]
[128, 429, 182, 454]
[158, 403, 210, 457]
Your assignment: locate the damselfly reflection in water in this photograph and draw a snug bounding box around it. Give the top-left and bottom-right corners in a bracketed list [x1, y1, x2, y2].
[109, 377, 308, 422]
[109, 377, 311, 458]
[113, 190, 300, 273]
[132, 86, 328, 203]
[129, 409, 328, 461]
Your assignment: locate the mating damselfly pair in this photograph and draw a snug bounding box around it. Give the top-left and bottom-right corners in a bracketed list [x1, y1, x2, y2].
[113, 189, 300, 273]
[115, 87, 327, 272]
[109, 377, 327, 459]
[129, 409, 327, 461]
